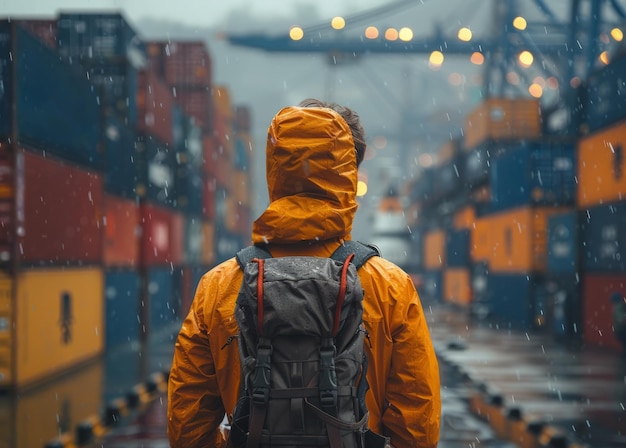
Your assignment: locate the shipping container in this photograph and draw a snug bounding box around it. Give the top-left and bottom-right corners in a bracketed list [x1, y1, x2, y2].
[577, 120, 626, 208]
[87, 60, 139, 127]
[213, 85, 234, 122]
[202, 174, 217, 220]
[582, 273, 626, 352]
[173, 87, 213, 133]
[136, 69, 177, 145]
[490, 141, 577, 212]
[135, 133, 177, 208]
[214, 225, 244, 265]
[146, 41, 212, 88]
[472, 205, 567, 273]
[446, 228, 470, 267]
[423, 229, 446, 269]
[418, 269, 442, 304]
[544, 274, 582, 342]
[443, 268, 472, 306]
[469, 261, 490, 319]
[18, 149, 104, 266]
[139, 202, 177, 266]
[102, 114, 139, 198]
[18, 19, 57, 49]
[579, 201, 626, 273]
[105, 268, 141, 349]
[0, 267, 104, 388]
[486, 273, 548, 330]
[170, 211, 185, 266]
[103, 194, 139, 267]
[184, 217, 204, 264]
[584, 54, 626, 133]
[433, 156, 463, 199]
[463, 141, 516, 191]
[409, 168, 435, 203]
[463, 97, 542, 151]
[146, 266, 177, 331]
[234, 134, 251, 171]
[0, 22, 101, 168]
[547, 211, 579, 274]
[453, 205, 475, 230]
[57, 13, 145, 63]
[231, 169, 251, 207]
[202, 221, 215, 266]
[1, 359, 102, 447]
[234, 105, 251, 132]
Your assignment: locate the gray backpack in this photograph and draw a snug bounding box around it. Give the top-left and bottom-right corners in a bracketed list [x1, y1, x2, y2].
[228, 241, 390, 448]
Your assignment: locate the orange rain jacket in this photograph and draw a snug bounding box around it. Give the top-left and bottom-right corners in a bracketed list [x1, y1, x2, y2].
[167, 106, 441, 447]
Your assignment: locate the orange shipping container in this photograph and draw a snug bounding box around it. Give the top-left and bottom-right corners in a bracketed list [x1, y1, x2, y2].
[202, 221, 215, 266]
[463, 98, 542, 151]
[103, 194, 139, 267]
[170, 211, 185, 266]
[0, 268, 104, 388]
[453, 206, 476, 230]
[577, 120, 626, 208]
[424, 229, 446, 269]
[213, 85, 233, 122]
[473, 206, 567, 273]
[443, 268, 472, 305]
[232, 170, 251, 207]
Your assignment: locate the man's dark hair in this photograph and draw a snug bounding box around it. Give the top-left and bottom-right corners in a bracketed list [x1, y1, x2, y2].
[298, 98, 367, 167]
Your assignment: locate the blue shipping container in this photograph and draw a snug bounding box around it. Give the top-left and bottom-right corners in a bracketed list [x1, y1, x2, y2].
[434, 157, 463, 199]
[580, 201, 626, 273]
[585, 54, 626, 133]
[410, 168, 435, 202]
[87, 61, 139, 127]
[103, 114, 139, 198]
[105, 269, 141, 349]
[135, 133, 177, 209]
[544, 274, 582, 342]
[446, 229, 470, 267]
[487, 273, 545, 330]
[146, 266, 177, 331]
[418, 269, 442, 304]
[0, 22, 101, 168]
[547, 211, 579, 274]
[490, 141, 576, 212]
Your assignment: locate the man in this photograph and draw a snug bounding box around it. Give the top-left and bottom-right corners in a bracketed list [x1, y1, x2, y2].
[167, 99, 441, 447]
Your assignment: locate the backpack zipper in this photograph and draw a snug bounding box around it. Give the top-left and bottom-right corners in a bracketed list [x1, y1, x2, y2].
[221, 334, 239, 350]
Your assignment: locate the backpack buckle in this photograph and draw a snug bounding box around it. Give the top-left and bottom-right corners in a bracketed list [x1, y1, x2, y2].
[252, 345, 272, 405]
[319, 345, 338, 411]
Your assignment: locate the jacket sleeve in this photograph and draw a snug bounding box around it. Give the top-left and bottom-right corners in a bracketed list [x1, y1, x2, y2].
[167, 276, 226, 448]
[382, 274, 441, 448]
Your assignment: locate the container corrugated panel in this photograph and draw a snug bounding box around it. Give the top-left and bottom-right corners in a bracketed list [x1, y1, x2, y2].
[214, 226, 244, 265]
[5, 359, 102, 444]
[135, 133, 177, 208]
[469, 261, 489, 318]
[404, 230, 423, 274]
[585, 54, 626, 133]
[103, 114, 139, 198]
[0, 153, 14, 269]
[57, 13, 145, 62]
[139, 202, 176, 266]
[470, 218, 491, 262]
[19, 149, 104, 266]
[185, 217, 204, 264]
[423, 229, 446, 269]
[0, 274, 13, 385]
[18, 19, 57, 49]
[453, 205, 475, 230]
[544, 274, 582, 341]
[203, 174, 216, 220]
[181, 114, 204, 166]
[547, 211, 579, 274]
[146, 266, 177, 331]
[149, 41, 212, 88]
[491, 141, 577, 212]
[581, 273, 626, 352]
[105, 269, 141, 349]
[103, 194, 139, 267]
[202, 221, 215, 266]
[443, 268, 472, 305]
[174, 87, 212, 133]
[486, 273, 543, 330]
[0, 23, 101, 168]
[14, 267, 103, 388]
[579, 201, 626, 272]
[87, 60, 139, 126]
[137, 69, 175, 145]
[232, 169, 250, 207]
[213, 85, 233, 122]
[418, 269, 442, 304]
[170, 212, 185, 266]
[463, 97, 542, 151]
[446, 229, 470, 267]
[409, 168, 435, 202]
[433, 156, 462, 199]
[234, 134, 251, 170]
[225, 200, 252, 236]
[577, 120, 626, 208]
[213, 101, 233, 159]
[175, 167, 204, 215]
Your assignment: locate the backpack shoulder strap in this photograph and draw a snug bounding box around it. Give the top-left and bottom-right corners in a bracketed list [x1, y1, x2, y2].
[330, 240, 380, 269]
[235, 244, 273, 270]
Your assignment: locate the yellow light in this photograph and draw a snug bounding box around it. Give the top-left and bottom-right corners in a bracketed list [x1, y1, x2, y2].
[331, 16, 345, 30]
[289, 26, 304, 41]
[365, 26, 379, 39]
[518, 50, 534, 68]
[457, 27, 472, 42]
[611, 27, 624, 41]
[429, 50, 444, 66]
[384, 28, 399, 41]
[356, 180, 368, 197]
[599, 51, 610, 65]
[528, 83, 543, 98]
[399, 27, 413, 41]
[470, 52, 484, 65]
[513, 16, 527, 30]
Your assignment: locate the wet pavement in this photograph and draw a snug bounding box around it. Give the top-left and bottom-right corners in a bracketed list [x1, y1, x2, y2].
[32, 302, 626, 447]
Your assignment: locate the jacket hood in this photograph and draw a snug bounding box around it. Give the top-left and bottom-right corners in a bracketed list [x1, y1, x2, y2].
[251, 106, 358, 244]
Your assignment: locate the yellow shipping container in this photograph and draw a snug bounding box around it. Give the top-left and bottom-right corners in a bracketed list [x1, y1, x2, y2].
[443, 268, 472, 306]
[424, 229, 446, 269]
[577, 120, 626, 208]
[0, 359, 102, 447]
[463, 98, 542, 151]
[1, 268, 104, 388]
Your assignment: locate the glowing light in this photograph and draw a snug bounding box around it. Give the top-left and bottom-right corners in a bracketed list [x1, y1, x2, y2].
[357, 180, 368, 197]
[457, 27, 472, 42]
[611, 27, 624, 41]
[399, 27, 414, 41]
[418, 153, 433, 168]
[570, 77, 582, 88]
[331, 16, 345, 30]
[384, 28, 399, 41]
[518, 50, 534, 68]
[365, 26, 379, 39]
[546, 77, 559, 89]
[289, 26, 304, 41]
[513, 16, 527, 30]
[448, 72, 464, 86]
[429, 50, 444, 68]
[470, 52, 484, 65]
[372, 135, 388, 149]
[532, 76, 546, 87]
[506, 71, 520, 85]
[599, 51, 610, 65]
[528, 83, 543, 98]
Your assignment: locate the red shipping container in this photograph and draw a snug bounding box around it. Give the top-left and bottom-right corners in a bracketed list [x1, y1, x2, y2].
[137, 69, 175, 145]
[202, 135, 216, 177]
[173, 87, 212, 133]
[139, 202, 176, 266]
[103, 194, 139, 267]
[582, 274, 626, 352]
[202, 175, 216, 220]
[170, 211, 185, 265]
[19, 148, 103, 264]
[146, 41, 212, 88]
